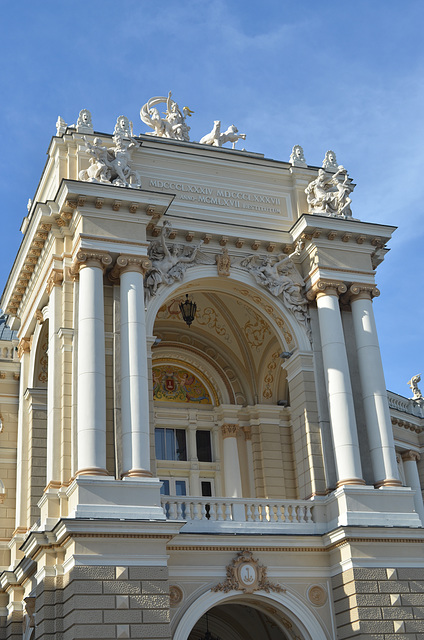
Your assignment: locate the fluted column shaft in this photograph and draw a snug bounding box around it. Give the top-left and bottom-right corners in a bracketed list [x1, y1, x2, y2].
[402, 451, 424, 523]
[350, 288, 400, 487]
[118, 255, 152, 477]
[315, 285, 364, 486]
[221, 424, 243, 498]
[76, 253, 111, 475]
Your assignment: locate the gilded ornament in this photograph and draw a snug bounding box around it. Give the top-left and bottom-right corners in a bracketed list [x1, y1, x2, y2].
[212, 550, 285, 595]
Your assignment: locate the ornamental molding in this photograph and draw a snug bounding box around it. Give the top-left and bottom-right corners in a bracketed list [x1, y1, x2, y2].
[69, 250, 112, 279]
[109, 255, 152, 282]
[306, 280, 347, 301]
[17, 338, 31, 359]
[46, 269, 63, 295]
[221, 423, 239, 439]
[212, 550, 285, 594]
[307, 584, 328, 607]
[401, 450, 421, 463]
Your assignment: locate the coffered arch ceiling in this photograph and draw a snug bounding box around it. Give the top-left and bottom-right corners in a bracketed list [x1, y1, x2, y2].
[152, 288, 292, 407]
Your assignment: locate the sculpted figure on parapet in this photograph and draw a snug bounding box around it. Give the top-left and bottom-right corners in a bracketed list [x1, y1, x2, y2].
[140, 92, 193, 142]
[199, 121, 246, 149]
[144, 222, 204, 300]
[408, 374, 423, 401]
[240, 240, 310, 332]
[79, 133, 141, 188]
[305, 165, 355, 218]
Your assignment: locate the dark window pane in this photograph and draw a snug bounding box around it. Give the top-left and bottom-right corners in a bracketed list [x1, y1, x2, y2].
[175, 480, 187, 496]
[196, 430, 212, 462]
[155, 428, 165, 459]
[165, 429, 175, 460]
[175, 429, 187, 461]
[160, 479, 170, 495]
[201, 481, 212, 497]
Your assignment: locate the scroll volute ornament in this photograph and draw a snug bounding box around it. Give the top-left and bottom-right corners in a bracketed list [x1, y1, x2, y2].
[17, 338, 31, 359]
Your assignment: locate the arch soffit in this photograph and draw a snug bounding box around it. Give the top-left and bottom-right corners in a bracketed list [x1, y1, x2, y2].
[145, 266, 311, 352]
[172, 588, 329, 640]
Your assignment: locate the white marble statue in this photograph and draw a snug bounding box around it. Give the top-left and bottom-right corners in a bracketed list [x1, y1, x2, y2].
[79, 134, 141, 188]
[200, 121, 246, 149]
[56, 116, 67, 136]
[114, 115, 132, 139]
[140, 92, 193, 141]
[145, 222, 203, 299]
[75, 109, 93, 133]
[305, 166, 355, 218]
[322, 150, 338, 172]
[408, 374, 423, 401]
[289, 144, 307, 167]
[240, 240, 309, 330]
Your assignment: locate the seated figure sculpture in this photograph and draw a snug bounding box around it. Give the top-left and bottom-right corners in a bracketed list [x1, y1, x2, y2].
[305, 165, 355, 218]
[79, 134, 141, 188]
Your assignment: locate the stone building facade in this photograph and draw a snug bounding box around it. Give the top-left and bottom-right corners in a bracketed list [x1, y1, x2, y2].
[0, 102, 423, 639]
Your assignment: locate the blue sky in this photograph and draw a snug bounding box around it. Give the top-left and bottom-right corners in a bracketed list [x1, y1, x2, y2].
[0, 0, 423, 396]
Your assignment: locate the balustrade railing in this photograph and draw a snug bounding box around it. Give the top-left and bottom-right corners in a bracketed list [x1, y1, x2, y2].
[161, 496, 322, 532]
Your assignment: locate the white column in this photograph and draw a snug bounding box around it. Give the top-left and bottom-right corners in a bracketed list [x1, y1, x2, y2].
[350, 287, 400, 487]
[243, 427, 256, 497]
[46, 271, 63, 487]
[118, 256, 152, 477]
[76, 252, 111, 475]
[221, 424, 243, 497]
[314, 284, 364, 486]
[402, 451, 424, 523]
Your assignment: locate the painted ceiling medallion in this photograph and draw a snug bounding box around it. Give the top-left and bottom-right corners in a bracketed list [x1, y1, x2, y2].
[212, 550, 285, 594]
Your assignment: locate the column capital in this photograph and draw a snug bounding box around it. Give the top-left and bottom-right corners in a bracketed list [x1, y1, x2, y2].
[401, 450, 421, 463]
[242, 426, 252, 441]
[69, 250, 112, 280]
[221, 423, 239, 439]
[46, 269, 63, 295]
[342, 283, 380, 303]
[306, 280, 347, 301]
[17, 337, 31, 359]
[109, 254, 152, 282]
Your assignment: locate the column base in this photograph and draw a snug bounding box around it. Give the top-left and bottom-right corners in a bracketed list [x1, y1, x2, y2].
[66, 476, 166, 520]
[75, 467, 110, 477]
[374, 478, 403, 488]
[336, 478, 366, 488]
[121, 469, 153, 478]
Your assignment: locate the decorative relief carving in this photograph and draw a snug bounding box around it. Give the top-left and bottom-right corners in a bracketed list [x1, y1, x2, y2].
[221, 424, 239, 439]
[38, 334, 48, 384]
[238, 303, 271, 350]
[46, 269, 63, 294]
[145, 222, 204, 300]
[216, 248, 231, 276]
[262, 350, 281, 400]
[212, 550, 285, 594]
[307, 584, 327, 606]
[234, 288, 294, 346]
[169, 585, 183, 606]
[305, 166, 355, 218]
[240, 241, 309, 334]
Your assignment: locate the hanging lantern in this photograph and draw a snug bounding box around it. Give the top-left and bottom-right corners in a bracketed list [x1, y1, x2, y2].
[179, 294, 197, 327]
[199, 612, 220, 640]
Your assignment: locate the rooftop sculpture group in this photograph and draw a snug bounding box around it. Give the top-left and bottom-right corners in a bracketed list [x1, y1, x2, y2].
[305, 166, 355, 218]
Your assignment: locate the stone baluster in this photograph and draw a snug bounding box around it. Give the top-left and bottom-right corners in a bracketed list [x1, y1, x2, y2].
[401, 451, 424, 523]
[221, 424, 243, 498]
[110, 255, 152, 477]
[307, 281, 364, 486]
[72, 250, 112, 476]
[348, 284, 401, 487]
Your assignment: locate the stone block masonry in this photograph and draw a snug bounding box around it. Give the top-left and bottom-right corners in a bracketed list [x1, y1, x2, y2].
[332, 567, 424, 639]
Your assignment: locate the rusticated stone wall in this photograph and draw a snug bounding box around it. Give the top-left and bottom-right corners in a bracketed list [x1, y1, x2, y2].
[332, 566, 424, 639]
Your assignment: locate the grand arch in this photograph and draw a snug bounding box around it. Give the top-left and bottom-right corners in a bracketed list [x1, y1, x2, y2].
[172, 589, 330, 640]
